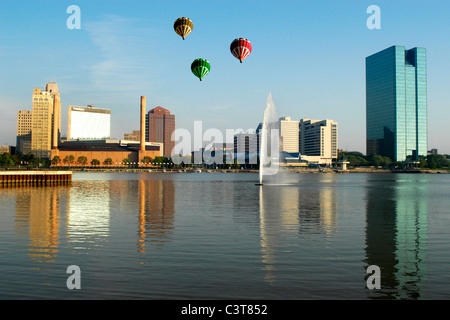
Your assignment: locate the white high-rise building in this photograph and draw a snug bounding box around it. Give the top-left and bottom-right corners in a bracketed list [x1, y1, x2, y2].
[299, 119, 338, 163]
[279, 117, 299, 153]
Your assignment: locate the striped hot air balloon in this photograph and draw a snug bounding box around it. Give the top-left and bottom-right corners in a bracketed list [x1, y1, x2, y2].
[230, 38, 252, 63]
[191, 58, 210, 81]
[174, 17, 193, 40]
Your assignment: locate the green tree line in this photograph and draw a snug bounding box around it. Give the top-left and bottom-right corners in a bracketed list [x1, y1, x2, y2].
[339, 151, 450, 169]
[0, 152, 50, 167]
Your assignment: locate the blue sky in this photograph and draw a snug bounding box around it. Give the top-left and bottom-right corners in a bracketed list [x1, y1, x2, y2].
[0, 0, 449, 153]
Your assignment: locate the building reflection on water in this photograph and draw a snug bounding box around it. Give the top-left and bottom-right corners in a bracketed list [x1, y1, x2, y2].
[136, 178, 175, 255]
[259, 176, 338, 283]
[365, 175, 429, 299]
[67, 180, 111, 248]
[13, 177, 175, 266]
[14, 181, 112, 265]
[6, 173, 438, 298]
[15, 186, 64, 263]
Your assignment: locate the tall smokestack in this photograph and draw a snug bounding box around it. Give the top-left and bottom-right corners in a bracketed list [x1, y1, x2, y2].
[140, 96, 146, 151]
[52, 94, 60, 149]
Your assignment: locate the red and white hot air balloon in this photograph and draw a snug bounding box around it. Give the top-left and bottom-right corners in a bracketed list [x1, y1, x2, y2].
[230, 38, 252, 63]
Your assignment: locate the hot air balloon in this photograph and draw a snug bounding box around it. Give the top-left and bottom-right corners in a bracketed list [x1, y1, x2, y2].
[191, 58, 210, 81]
[174, 17, 193, 40]
[230, 38, 252, 63]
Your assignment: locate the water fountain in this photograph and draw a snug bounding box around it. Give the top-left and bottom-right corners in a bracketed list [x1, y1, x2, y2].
[257, 93, 280, 186]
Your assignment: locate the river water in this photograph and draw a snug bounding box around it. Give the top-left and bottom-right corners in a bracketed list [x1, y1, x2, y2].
[0, 172, 449, 299]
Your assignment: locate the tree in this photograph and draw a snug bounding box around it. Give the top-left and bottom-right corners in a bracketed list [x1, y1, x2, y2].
[367, 155, 381, 166]
[41, 159, 51, 168]
[122, 158, 131, 166]
[0, 152, 22, 166]
[0, 153, 15, 166]
[63, 155, 75, 166]
[427, 154, 448, 169]
[367, 155, 392, 167]
[51, 155, 61, 166]
[418, 156, 427, 168]
[77, 156, 88, 166]
[340, 151, 365, 159]
[141, 156, 152, 165]
[30, 157, 40, 167]
[91, 159, 100, 166]
[345, 154, 369, 167]
[153, 156, 164, 166]
[103, 158, 112, 165]
[11, 154, 19, 165]
[429, 157, 437, 169]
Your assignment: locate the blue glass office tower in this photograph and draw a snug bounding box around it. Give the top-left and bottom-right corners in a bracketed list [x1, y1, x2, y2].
[366, 46, 427, 161]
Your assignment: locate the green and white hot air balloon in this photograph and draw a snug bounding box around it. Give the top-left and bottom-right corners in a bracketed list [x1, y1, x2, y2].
[191, 58, 210, 81]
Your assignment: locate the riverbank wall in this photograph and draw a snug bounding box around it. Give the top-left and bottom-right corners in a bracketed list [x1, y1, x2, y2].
[0, 171, 72, 186]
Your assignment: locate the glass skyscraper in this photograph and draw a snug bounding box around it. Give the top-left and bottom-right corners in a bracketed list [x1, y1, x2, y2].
[366, 45, 427, 161]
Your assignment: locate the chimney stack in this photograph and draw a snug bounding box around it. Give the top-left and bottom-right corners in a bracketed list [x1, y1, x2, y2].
[140, 96, 146, 152]
[52, 94, 60, 150]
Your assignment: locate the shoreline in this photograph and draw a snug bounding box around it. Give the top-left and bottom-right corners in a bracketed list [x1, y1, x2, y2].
[61, 167, 448, 174]
[2, 167, 448, 174]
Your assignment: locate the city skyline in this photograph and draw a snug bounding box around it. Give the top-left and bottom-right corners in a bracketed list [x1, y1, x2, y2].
[0, 1, 449, 153]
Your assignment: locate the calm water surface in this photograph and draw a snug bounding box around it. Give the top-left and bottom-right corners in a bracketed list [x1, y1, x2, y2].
[1, 172, 449, 299]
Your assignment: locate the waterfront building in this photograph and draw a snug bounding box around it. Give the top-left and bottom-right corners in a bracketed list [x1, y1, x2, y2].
[0, 145, 15, 154]
[210, 142, 234, 164]
[55, 139, 162, 166]
[51, 96, 162, 166]
[279, 117, 299, 153]
[234, 132, 259, 164]
[299, 119, 338, 165]
[366, 45, 427, 161]
[16, 110, 32, 154]
[67, 105, 111, 140]
[30, 82, 61, 159]
[123, 130, 140, 141]
[146, 107, 175, 158]
[46, 82, 61, 148]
